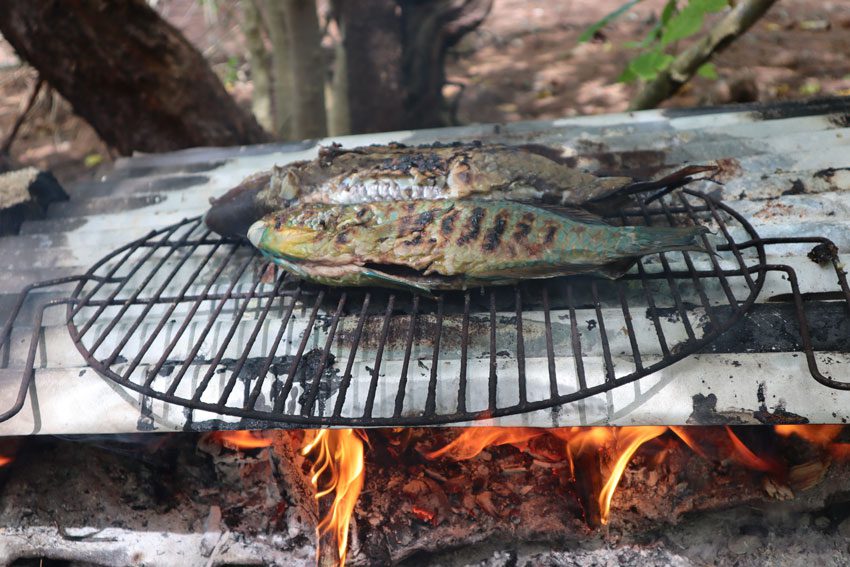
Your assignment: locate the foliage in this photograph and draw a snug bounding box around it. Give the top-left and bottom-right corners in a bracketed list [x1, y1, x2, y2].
[581, 0, 729, 83]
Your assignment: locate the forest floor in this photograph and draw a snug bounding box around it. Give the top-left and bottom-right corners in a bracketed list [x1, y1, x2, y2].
[0, 0, 848, 185]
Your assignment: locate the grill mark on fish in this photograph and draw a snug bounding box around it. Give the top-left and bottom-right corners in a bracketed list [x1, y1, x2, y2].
[544, 223, 558, 245]
[483, 211, 509, 252]
[511, 212, 536, 243]
[398, 209, 435, 238]
[404, 233, 423, 246]
[440, 210, 458, 237]
[457, 206, 486, 245]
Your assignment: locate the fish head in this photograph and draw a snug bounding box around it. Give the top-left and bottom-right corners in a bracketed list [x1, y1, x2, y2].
[248, 219, 323, 262]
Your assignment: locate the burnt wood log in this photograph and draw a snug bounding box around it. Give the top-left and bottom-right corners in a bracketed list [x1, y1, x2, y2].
[0, 0, 270, 155]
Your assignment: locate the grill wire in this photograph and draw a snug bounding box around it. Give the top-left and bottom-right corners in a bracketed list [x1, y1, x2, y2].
[1, 188, 849, 426]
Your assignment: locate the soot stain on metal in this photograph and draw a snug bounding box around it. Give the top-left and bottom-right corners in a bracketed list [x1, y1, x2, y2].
[808, 242, 839, 265]
[687, 393, 746, 425]
[296, 349, 340, 414]
[136, 396, 155, 431]
[753, 381, 809, 425]
[148, 175, 211, 192]
[781, 179, 806, 196]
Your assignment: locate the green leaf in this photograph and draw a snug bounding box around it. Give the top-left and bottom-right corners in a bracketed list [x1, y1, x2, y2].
[661, 0, 728, 46]
[579, 0, 645, 43]
[618, 66, 639, 83]
[695, 0, 728, 12]
[628, 50, 675, 80]
[660, 0, 679, 24]
[661, 7, 703, 44]
[697, 62, 718, 79]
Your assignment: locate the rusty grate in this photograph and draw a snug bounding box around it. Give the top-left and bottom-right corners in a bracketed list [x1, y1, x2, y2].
[2, 189, 849, 426]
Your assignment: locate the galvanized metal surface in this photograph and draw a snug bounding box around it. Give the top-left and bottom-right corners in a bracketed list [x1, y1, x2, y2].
[1, 97, 850, 433]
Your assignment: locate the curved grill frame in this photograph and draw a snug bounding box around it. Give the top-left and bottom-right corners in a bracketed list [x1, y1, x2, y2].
[59, 189, 769, 426]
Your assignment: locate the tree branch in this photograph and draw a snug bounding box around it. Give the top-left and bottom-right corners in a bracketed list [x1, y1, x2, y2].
[1, 75, 42, 156]
[629, 0, 778, 111]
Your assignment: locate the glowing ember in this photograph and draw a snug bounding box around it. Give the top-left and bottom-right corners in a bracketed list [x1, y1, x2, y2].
[0, 456, 11, 467]
[208, 430, 273, 450]
[302, 429, 365, 566]
[424, 425, 668, 524]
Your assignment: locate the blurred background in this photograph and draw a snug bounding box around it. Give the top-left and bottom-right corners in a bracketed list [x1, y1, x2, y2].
[0, 0, 848, 185]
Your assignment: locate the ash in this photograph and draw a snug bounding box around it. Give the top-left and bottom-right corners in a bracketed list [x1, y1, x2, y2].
[0, 432, 317, 566]
[0, 429, 848, 566]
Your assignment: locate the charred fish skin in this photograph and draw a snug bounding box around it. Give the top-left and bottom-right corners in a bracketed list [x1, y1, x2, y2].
[248, 199, 710, 291]
[204, 141, 651, 237]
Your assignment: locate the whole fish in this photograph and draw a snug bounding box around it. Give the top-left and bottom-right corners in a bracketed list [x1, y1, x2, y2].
[247, 199, 710, 293]
[206, 142, 714, 237]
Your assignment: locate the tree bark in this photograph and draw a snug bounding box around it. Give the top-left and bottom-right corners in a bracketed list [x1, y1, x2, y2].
[0, 0, 270, 155]
[282, 0, 328, 139]
[328, 0, 491, 134]
[399, 0, 492, 129]
[629, 0, 778, 110]
[242, 0, 273, 132]
[330, 0, 405, 134]
[265, 0, 295, 139]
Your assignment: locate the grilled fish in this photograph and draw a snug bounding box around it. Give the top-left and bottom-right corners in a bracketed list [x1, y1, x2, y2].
[206, 142, 714, 237]
[247, 199, 710, 293]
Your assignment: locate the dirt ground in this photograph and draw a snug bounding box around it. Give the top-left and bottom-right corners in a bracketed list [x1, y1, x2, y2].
[0, 0, 849, 185]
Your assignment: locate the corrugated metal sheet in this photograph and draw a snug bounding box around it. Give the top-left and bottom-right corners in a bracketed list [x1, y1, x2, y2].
[1, 97, 849, 434]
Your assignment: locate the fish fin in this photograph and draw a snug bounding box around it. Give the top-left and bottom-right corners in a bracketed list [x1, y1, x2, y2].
[507, 200, 611, 226]
[593, 258, 639, 279]
[361, 267, 436, 296]
[263, 253, 312, 279]
[592, 164, 719, 202]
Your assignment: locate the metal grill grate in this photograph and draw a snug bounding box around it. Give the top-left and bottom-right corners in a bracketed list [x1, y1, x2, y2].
[2, 189, 849, 426]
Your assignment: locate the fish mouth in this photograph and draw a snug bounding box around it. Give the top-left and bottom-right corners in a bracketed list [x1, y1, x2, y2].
[247, 220, 266, 248]
[203, 172, 273, 238]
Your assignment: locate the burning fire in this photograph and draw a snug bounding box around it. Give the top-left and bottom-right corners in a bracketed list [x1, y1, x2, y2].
[301, 429, 365, 566]
[0, 456, 11, 467]
[424, 425, 668, 524]
[209, 424, 849, 566]
[208, 430, 273, 450]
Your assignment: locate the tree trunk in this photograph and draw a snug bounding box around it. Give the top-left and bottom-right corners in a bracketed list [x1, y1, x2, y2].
[265, 0, 295, 139]
[399, 0, 492, 129]
[330, 0, 405, 134]
[0, 0, 270, 155]
[242, 0, 273, 132]
[328, 0, 491, 134]
[282, 0, 328, 139]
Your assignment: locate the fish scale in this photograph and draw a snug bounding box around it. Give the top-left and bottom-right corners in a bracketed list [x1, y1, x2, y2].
[248, 199, 711, 292]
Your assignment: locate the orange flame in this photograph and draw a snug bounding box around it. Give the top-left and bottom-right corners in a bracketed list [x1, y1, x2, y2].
[302, 429, 365, 566]
[0, 456, 11, 467]
[424, 425, 667, 524]
[597, 426, 666, 524]
[424, 427, 544, 460]
[208, 430, 273, 450]
[775, 424, 844, 445]
[723, 426, 778, 473]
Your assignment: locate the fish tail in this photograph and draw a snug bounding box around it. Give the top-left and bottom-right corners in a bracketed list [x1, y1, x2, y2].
[626, 225, 712, 256]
